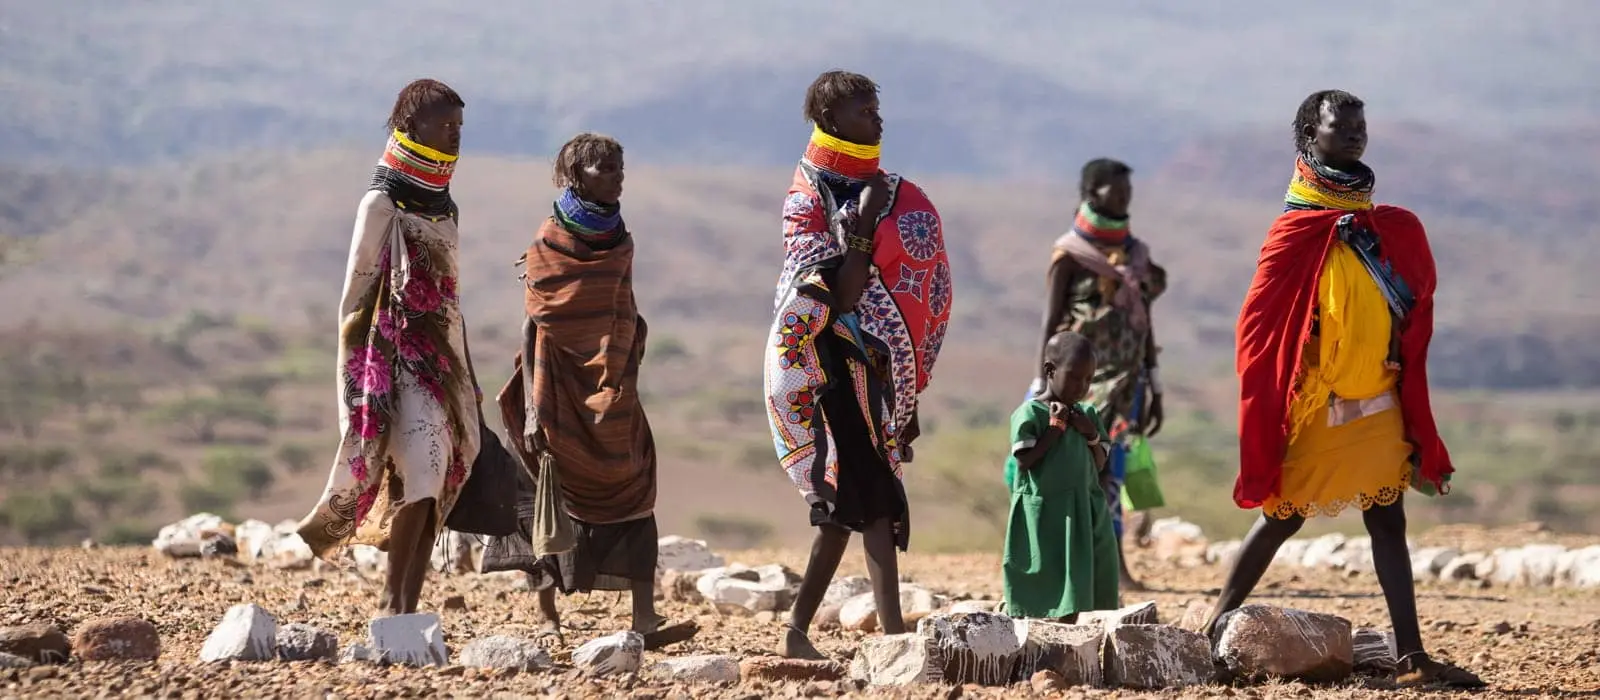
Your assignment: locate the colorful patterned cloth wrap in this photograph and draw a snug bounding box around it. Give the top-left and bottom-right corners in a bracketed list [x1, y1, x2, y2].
[764, 156, 953, 509]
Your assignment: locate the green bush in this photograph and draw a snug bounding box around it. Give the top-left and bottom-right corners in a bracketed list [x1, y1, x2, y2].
[0, 491, 81, 542]
[100, 520, 156, 546]
[693, 514, 775, 550]
[0, 445, 74, 477]
[203, 447, 276, 499]
[145, 394, 279, 443]
[97, 449, 180, 480]
[178, 481, 238, 518]
[275, 442, 319, 474]
[649, 335, 690, 362]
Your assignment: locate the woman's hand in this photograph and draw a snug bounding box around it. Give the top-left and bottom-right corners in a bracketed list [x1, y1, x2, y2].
[858, 173, 890, 226]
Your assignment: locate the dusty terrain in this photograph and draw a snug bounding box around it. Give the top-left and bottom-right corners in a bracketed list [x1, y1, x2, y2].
[3, 526, 1598, 699]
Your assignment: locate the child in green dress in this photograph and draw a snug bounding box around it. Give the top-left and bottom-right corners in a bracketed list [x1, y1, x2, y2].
[1003, 331, 1120, 621]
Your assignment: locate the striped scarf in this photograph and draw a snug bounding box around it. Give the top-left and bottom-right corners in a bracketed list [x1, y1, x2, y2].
[1072, 202, 1130, 244]
[1285, 153, 1375, 212]
[370, 129, 458, 220]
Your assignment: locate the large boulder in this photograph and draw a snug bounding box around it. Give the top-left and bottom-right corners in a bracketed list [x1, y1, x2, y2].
[1213, 605, 1353, 683]
[1012, 619, 1104, 687]
[1104, 625, 1214, 689]
[1077, 600, 1159, 631]
[1351, 627, 1396, 673]
[916, 612, 1024, 686]
[657, 536, 725, 574]
[694, 564, 800, 614]
[153, 513, 230, 559]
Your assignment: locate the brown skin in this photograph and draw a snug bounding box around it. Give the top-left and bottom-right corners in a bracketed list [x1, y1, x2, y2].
[1199, 99, 1483, 689]
[377, 104, 475, 617]
[522, 150, 674, 643]
[779, 89, 912, 661]
[1307, 102, 1367, 168]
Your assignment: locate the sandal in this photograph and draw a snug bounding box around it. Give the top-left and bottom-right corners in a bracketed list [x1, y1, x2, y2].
[641, 620, 699, 650]
[1395, 653, 1487, 689]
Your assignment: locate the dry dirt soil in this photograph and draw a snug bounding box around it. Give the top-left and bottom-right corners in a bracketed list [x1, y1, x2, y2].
[3, 528, 1599, 699]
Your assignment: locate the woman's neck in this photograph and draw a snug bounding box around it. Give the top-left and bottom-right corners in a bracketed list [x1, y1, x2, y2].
[804, 126, 880, 181]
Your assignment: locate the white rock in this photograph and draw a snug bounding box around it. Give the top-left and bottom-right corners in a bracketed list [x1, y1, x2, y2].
[368, 613, 447, 667]
[657, 536, 725, 573]
[849, 633, 941, 686]
[572, 631, 644, 677]
[648, 654, 741, 684]
[695, 566, 792, 614]
[199, 603, 278, 662]
[1562, 546, 1600, 588]
[1149, 517, 1205, 542]
[270, 533, 314, 571]
[1300, 534, 1348, 570]
[948, 600, 1002, 615]
[153, 513, 227, 558]
[1012, 620, 1103, 687]
[1104, 625, 1215, 689]
[916, 612, 1023, 686]
[1410, 547, 1461, 582]
[838, 586, 949, 632]
[1206, 540, 1243, 567]
[458, 635, 552, 671]
[1077, 600, 1159, 632]
[1340, 538, 1376, 575]
[337, 643, 375, 665]
[350, 545, 388, 573]
[234, 520, 277, 562]
[1351, 627, 1396, 672]
[1440, 552, 1484, 582]
[1213, 605, 1353, 682]
[1273, 539, 1311, 568]
[1491, 544, 1567, 587]
[822, 576, 873, 607]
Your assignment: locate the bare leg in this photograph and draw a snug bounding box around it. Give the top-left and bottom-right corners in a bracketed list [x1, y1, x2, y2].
[1200, 512, 1304, 637]
[778, 524, 850, 659]
[1364, 498, 1485, 688]
[861, 518, 905, 634]
[534, 585, 563, 641]
[401, 499, 437, 614]
[380, 499, 436, 615]
[1364, 500, 1422, 657]
[630, 576, 660, 633]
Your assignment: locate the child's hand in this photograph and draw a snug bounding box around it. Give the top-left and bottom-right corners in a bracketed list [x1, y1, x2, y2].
[1067, 405, 1099, 441]
[1048, 402, 1070, 430]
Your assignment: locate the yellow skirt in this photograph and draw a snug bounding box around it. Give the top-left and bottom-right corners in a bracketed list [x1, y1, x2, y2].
[1262, 397, 1412, 520]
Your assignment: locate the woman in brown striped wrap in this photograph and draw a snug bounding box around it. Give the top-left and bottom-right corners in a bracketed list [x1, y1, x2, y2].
[497, 133, 696, 650]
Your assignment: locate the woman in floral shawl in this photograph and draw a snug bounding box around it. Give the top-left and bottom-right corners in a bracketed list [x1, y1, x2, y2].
[766, 70, 953, 659]
[297, 79, 483, 615]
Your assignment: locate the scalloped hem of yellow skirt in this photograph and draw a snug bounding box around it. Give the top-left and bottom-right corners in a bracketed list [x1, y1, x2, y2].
[1263, 468, 1411, 520]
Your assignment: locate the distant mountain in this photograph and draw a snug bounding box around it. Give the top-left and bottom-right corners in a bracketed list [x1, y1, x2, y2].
[3, 1, 1596, 169]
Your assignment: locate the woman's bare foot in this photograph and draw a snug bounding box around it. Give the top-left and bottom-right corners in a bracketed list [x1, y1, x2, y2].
[777, 625, 828, 661]
[1395, 653, 1487, 689]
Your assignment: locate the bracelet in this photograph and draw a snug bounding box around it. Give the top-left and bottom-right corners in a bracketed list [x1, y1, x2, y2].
[846, 234, 874, 254]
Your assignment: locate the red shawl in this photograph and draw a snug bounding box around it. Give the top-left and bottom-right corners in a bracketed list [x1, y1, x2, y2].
[1234, 205, 1451, 508]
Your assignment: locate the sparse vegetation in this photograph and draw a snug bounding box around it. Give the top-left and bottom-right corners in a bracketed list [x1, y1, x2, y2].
[693, 514, 775, 550]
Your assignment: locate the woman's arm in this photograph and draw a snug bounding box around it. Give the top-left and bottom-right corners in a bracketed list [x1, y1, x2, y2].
[1034, 258, 1074, 379]
[830, 174, 889, 312]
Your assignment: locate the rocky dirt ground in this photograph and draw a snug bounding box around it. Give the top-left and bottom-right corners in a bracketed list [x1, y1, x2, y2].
[3, 525, 1599, 699]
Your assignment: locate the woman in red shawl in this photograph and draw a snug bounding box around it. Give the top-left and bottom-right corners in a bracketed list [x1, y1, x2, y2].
[1200, 90, 1483, 688]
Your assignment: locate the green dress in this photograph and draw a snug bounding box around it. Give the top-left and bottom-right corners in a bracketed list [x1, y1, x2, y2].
[1002, 400, 1120, 619]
